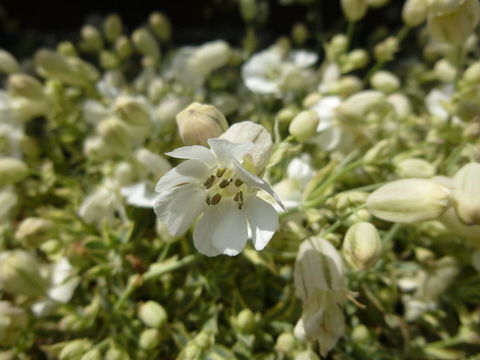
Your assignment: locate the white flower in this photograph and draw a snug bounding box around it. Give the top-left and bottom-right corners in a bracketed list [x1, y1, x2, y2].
[121, 182, 157, 208]
[154, 138, 284, 257]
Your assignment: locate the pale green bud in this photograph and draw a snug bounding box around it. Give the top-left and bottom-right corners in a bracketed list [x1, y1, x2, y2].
[303, 92, 322, 108]
[434, 59, 456, 82]
[341, 0, 368, 21]
[441, 208, 480, 248]
[367, 179, 451, 223]
[0, 158, 28, 186]
[329, 76, 363, 97]
[115, 36, 133, 59]
[368, 0, 390, 8]
[328, 34, 349, 59]
[387, 93, 412, 119]
[81, 348, 102, 360]
[462, 61, 480, 86]
[289, 110, 319, 142]
[97, 117, 133, 153]
[342, 222, 382, 270]
[428, 0, 480, 45]
[176, 102, 228, 147]
[0, 50, 19, 75]
[99, 51, 120, 70]
[295, 351, 321, 360]
[135, 148, 171, 179]
[395, 158, 436, 178]
[138, 301, 168, 329]
[139, 328, 161, 350]
[275, 332, 297, 354]
[149, 12, 172, 42]
[374, 37, 399, 62]
[336, 90, 386, 122]
[345, 49, 369, 70]
[428, 0, 465, 15]
[114, 96, 152, 129]
[57, 41, 78, 57]
[59, 340, 92, 360]
[0, 250, 48, 297]
[211, 93, 239, 116]
[402, 0, 428, 27]
[239, 0, 257, 22]
[105, 345, 130, 360]
[132, 28, 160, 62]
[234, 309, 256, 334]
[452, 162, 480, 225]
[80, 25, 103, 53]
[15, 217, 53, 247]
[192, 331, 214, 350]
[103, 14, 123, 42]
[0, 188, 18, 224]
[292, 23, 309, 45]
[0, 301, 28, 346]
[370, 70, 400, 93]
[7, 73, 45, 100]
[363, 139, 392, 164]
[0, 350, 15, 360]
[472, 251, 480, 271]
[351, 324, 370, 342]
[188, 40, 231, 77]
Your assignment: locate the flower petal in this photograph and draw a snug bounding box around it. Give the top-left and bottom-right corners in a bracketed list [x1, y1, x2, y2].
[207, 138, 254, 165]
[244, 196, 279, 251]
[166, 145, 216, 167]
[155, 160, 209, 192]
[211, 200, 248, 256]
[121, 183, 156, 208]
[192, 208, 222, 257]
[153, 184, 206, 236]
[232, 159, 286, 210]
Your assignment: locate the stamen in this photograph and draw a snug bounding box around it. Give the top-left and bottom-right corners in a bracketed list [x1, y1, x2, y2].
[211, 193, 222, 205]
[205, 195, 211, 205]
[234, 179, 243, 187]
[216, 168, 226, 178]
[219, 179, 231, 188]
[204, 175, 215, 189]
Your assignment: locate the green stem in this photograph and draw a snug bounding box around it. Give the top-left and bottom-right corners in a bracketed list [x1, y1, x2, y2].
[346, 21, 356, 50]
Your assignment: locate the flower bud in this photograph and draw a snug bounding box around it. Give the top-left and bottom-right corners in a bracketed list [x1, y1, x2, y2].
[387, 93, 412, 119]
[57, 41, 78, 57]
[234, 309, 256, 334]
[292, 23, 309, 46]
[472, 251, 480, 271]
[139, 328, 161, 350]
[0, 188, 18, 224]
[176, 102, 228, 147]
[336, 90, 386, 122]
[341, 0, 368, 22]
[434, 59, 456, 82]
[342, 222, 382, 270]
[329, 76, 363, 97]
[132, 28, 160, 62]
[275, 332, 297, 354]
[328, 34, 349, 59]
[15, 217, 53, 247]
[402, 0, 428, 27]
[0, 50, 19, 75]
[0, 250, 49, 297]
[188, 40, 231, 77]
[0, 158, 28, 186]
[395, 158, 436, 178]
[289, 110, 319, 142]
[428, 0, 480, 45]
[370, 70, 400, 93]
[114, 96, 152, 129]
[115, 36, 133, 59]
[239, 0, 257, 22]
[7, 73, 45, 100]
[138, 301, 168, 329]
[368, 0, 390, 8]
[103, 14, 123, 42]
[80, 25, 103, 53]
[99, 51, 120, 70]
[428, 0, 464, 15]
[149, 12, 171, 42]
[374, 36, 399, 62]
[0, 301, 28, 346]
[219, 121, 273, 174]
[81, 348, 102, 360]
[367, 179, 451, 223]
[452, 162, 480, 225]
[59, 339, 92, 360]
[462, 61, 480, 86]
[97, 117, 133, 153]
[344, 49, 369, 70]
[295, 351, 321, 360]
[105, 344, 129, 360]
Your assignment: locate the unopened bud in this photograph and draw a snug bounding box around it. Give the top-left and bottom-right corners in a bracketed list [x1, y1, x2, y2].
[336, 90, 386, 122]
[452, 162, 480, 225]
[292, 23, 309, 45]
[374, 36, 399, 62]
[132, 28, 160, 62]
[0, 158, 28, 186]
[234, 309, 256, 334]
[289, 110, 319, 142]
[115, 36, 133, 59]
[462, 61, 480, 86]
[239, 0, 257, 22]
[341, 0, 368, 22]
[395, 158, 436, 178]
[367, 179, 451, 223]
[97, 117, 133, 153]
[188, 40, 231, 77]
[149, 12, 171, 42]
[59, 339, 92, 360]
[402, 0, 428, 27]
[80, 25, 103, 53]
[368, 0, 390, 7]
[434, 59, 456, 82]
[15, 217, 53, 247]
[370, 70, 400, 93]
[295, 351, 321, 360]
[364, 139, 392, 164]
[0, 251, 48, 297]
[328, 34, 348, 59]
[0, 189, 18, 224]
[103, 14, 123, 42]
[329, 76, 363, 97]
[345, 49, 369, 70]
[7, 73, 45, 100]
[0, 302, 28, 346]
[176, 102, 228, 147]
[429, 0, 464, 15]
[99, 51, 120, 70]
[81, 348, 102, 360]
[138, 301, 168, 329]
[114, 96, 152, 129]
[342, 222, 382, 270]
[57, 41, 78, 57]
[275, 332, 297, 354]
[0, 50, 19, 75]
[139, 328, 161, 350]
[105, 345, 129, 360]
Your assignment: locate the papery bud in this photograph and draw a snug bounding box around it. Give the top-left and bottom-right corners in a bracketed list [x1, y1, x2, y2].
[341, 0, 368, 21]
[234, 309, 256, 334]
[80, 25, 103, 53]
[219, 121, 273, 174]
[97, 117, 133, 153]
[188, 40, 231, 77]
[59, 339, 92, 360]
[289, 110, 319, 142]
[132, 28, 160, 62]
[428, 0, 480, 46]
[402, 0, 428, 26]
[363, 139, 392, 164]
[115, 36, 133, 59]
[395, 158, 436, 178]
[0, 302, 28, 346]
[0, 50, 19, 75]
[80, 348, 102, 360]
[0, 158, 28, 186]
[342, 222, 382, 270]
[139, 328, 161, 350]
[7, 73, 45, 100]
[374, 37, 399, 62]
[239, 0, 257, 22]
[452, 162, 480, 225]
[176, 102, 228, 147]
[367, 179, 451, 223]
[0, 251, 48, 297]
[138, 301, 168, 329]
[103, 14, 123, 42]
[149, 12, 171, 42]
[15, 217, 53, 247]
[370, 70, 400, 93]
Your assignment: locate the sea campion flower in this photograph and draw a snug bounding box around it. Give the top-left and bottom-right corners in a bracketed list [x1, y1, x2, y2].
[154, 138, 284, 256]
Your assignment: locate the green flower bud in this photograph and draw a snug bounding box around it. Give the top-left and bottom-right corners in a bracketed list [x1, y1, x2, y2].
[374, 36, 399, 62]
[328, 34, 349, 59]
[139, 328, 161, 350]
[105, 344, 130, 360]
[15, 217, 53, 247]
[59, 339, 92, 360]
[462, 61, 480, 86]
[103, 14, 123, 42]
[80, 25, 103, 53]
[188, 40, 231, 78]
[97, 117, 133, 153]
[289, 110, 320, 142]
[429, 0, 464, 15]
[292, 23, 309, 45]
[81, 348, 102, 360]
[239, 0, 257, 22]
[7, 73, 45, 100]
[275, 332, 297, 354]
[149, 12, 172, 42]
[295, 351, 321, 360]
[0, 50, 19, 75]
[367, 179, 451, 223]
[138, 301, 168, 329]
[57, 41, 78, 57]
[336, 90, 386, 122]
[0, 301, 28, 346]
[99, 51, 120, 70]
[0, 188, 18, 224]
[351, 324, 370, 342]
[132, 28, 160, 63]
[434, 59, 456, 82]
[234, 309, 256, 334]
[395, 158, 436, 178]
[344, 49, 369, 70]
[0, 158, 28, 186]
[341, 0, 368, 22]
[176, 102, 228, 147]
[368, 0, 390, 8]
[452, 162, 480, 225]
[115, 36, 133, 59]
[402, 0, 428, 27]
[370, 70, 400, 93]
[114, 96, 152, 129]
[303, 92, 322, 108]
[342, 222, 382, 270]
[363, 139, 392, 164]
[329, 76, 363, 97]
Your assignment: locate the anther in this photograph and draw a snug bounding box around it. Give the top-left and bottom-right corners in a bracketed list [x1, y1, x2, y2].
[204, 175, 215, 189]
[219, 179, 231, 188]
[216, 168, 226, 178]
[211, 193, 222, 205]
[234, 179, 243, 187]
[205, 195, 211, 205]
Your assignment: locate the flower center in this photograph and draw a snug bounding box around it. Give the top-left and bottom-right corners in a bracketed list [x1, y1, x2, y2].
[203, 167, 249, 209]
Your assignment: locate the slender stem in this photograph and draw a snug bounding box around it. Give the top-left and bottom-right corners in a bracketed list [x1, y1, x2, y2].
[346, 21, 356, 50]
